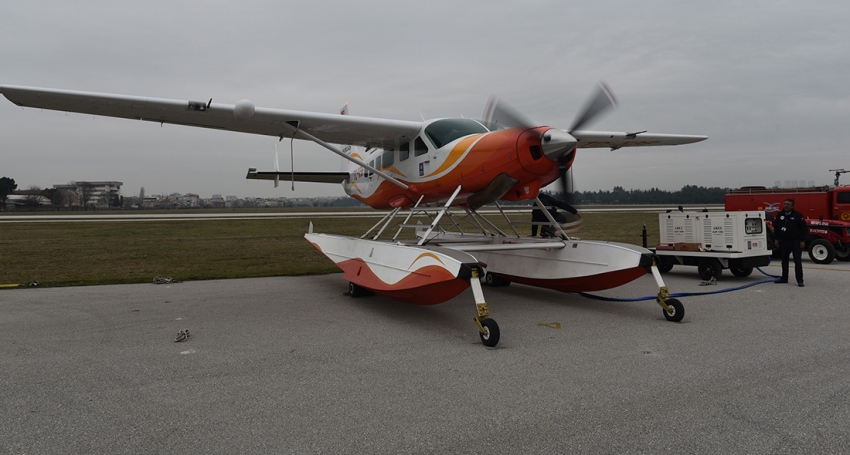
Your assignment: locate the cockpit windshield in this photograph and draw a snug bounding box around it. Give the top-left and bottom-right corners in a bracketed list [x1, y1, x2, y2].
[424, 118, 502, 149]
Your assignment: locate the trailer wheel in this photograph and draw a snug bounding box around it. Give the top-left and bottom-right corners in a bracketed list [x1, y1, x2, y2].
[835, 245, 850, 262]
[730, 267, 753, 277]
[697, 258, 722, 281]
[808, 239, 835, 264]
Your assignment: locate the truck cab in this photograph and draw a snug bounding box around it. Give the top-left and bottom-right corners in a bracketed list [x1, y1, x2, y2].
[831, 187, 850, 222]
[725, 185, 850, 264]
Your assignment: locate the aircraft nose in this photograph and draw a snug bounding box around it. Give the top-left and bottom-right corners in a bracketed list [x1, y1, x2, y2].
[540, 129, 578, 161]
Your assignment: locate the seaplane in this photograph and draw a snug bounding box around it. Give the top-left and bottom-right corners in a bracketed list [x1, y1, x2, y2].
[0, 83, 706, 347]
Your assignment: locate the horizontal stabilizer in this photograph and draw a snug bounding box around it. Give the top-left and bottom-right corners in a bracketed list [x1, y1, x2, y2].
[246, 169, 349, 184]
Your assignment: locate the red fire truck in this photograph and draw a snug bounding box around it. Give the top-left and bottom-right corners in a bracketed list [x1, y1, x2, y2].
[724, 169, 850, 264]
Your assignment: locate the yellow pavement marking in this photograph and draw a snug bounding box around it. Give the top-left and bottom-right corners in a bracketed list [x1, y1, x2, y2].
[537, 322, 561, 330]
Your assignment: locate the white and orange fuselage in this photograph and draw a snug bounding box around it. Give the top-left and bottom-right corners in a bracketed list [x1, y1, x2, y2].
[343, 119, 567, 209]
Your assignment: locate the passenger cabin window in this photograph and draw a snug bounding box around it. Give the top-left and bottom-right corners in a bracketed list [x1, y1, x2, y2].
[837, 191, 850, 204]
[424, 118, 490, 149]
[375, 155, 382, 173]
[368, 159, 375, 177]
[399, 142, 410, 161]
[414, 137, 428, 157]
[382, 149, 394, 168]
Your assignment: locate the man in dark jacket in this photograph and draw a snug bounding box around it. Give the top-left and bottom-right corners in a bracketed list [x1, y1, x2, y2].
[532, 193, 580, 237]
[773, 198, 807, 287]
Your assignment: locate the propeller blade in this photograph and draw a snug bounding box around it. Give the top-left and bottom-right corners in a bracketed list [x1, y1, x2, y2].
[557, 157, 571, 204]
[483, 95, 536, 129]
[568, 81, 619, 132]
[555, 157, 576, 205]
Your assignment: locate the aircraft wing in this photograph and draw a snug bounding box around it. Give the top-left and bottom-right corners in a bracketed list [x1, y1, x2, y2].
[0, 85, 422, 149]
[571, 130, 707, 150]
[246, 169, 349, 184]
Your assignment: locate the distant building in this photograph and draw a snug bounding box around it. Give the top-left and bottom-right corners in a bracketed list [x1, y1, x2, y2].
[53, 181, 123, 207]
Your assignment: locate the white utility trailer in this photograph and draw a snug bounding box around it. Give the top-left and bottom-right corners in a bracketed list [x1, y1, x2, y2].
[653, 211, 771, 280]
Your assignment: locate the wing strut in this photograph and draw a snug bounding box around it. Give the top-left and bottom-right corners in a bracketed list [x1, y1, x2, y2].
[278, 122, 409, 190]
[417, 185, 463, 246]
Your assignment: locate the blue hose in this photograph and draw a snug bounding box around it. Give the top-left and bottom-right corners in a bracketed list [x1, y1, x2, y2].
[573, 259, 782, 302]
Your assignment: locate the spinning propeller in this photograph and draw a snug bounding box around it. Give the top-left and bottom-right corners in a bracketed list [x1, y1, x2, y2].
[483, 82, 618, 203]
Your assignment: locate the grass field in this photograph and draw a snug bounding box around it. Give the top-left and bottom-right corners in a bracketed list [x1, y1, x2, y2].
[0, 210, 662, 287]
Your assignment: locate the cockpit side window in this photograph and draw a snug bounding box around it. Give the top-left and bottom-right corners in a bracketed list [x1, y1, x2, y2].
[414, 137, 428, 157]
[424, 118, 490, 149]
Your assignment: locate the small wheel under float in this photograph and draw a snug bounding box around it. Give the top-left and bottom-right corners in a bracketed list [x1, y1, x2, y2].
[662, 298, 685, 322]
[478, 318, 500, 347]
[348, 282, 374, 298]
[483, 272, 510, 287]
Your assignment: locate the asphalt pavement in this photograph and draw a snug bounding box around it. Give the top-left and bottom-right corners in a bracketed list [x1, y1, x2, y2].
[2, 257, 848, 454]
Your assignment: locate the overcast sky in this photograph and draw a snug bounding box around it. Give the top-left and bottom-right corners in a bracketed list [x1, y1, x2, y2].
[2, 0, 848, 199]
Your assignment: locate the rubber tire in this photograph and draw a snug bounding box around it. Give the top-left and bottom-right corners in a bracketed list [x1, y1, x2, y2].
[730, 267, 753, 277]
[348, 282, 373, 298]
[656, 260, 674, 273]
[834, 245, 850, 262]
[697, 258, 723, 281]
[484, 272, 510, 287]
[808, 239, 835, 264]
[479, 318, 500, 347]
[663, 298, 685, 322]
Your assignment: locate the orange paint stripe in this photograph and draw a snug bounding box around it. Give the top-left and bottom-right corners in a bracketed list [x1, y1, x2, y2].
[426, 134, 483, 177]
[408, 252, 446, 269]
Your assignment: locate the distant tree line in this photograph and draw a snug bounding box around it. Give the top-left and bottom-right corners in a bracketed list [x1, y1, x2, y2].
[0, 176, 17, 207]
[552, 185, 728, 205]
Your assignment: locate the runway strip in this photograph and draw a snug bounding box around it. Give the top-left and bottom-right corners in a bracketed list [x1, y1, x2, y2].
[0, 205, 725, 222]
